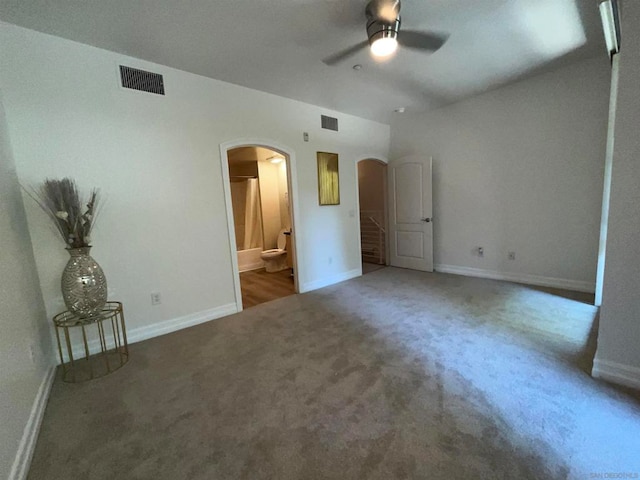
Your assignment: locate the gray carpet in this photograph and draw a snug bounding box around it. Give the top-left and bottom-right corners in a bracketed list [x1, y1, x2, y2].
[28, 268, 640, 479]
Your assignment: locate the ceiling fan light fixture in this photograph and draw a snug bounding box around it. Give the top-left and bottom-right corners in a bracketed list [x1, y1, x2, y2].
[371, 36, 398, 57]
[367, 16, 400, 58]
[322, 0, 448, 66]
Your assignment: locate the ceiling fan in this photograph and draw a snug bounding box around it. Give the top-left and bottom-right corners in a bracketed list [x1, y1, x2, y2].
[322, 0, 448, 66]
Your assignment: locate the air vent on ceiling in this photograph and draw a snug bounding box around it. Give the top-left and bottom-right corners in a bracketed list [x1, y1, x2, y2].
[119, 65, 165, 95]
[321, 115, 339, 131]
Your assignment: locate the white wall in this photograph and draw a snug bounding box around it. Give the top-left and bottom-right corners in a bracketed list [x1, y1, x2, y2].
[593, 0, 640, 389]
[0, 92, 54, 480]
[0, 23, 389, 343]
[257, 159, 282, 250]
[277, 161, 291, 231]
[254, 146, 290, 245]
[390, 56, 610, 291]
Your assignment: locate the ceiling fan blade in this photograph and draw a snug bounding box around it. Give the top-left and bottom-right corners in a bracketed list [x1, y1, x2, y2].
[322, 40, 369, 66]
[398, 30, 448, 52]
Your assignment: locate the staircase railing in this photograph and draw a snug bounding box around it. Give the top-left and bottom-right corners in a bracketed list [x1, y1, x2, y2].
[360, 210, 386, 265]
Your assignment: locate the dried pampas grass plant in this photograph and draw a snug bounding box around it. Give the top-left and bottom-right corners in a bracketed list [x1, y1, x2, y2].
[26, 178, 101, 249]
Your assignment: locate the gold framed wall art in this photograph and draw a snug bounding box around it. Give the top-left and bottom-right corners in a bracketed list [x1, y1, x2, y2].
[317, 152, 340, 205]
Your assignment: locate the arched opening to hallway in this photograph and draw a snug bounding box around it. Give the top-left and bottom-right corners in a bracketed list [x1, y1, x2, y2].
[357, 158, 388, 274]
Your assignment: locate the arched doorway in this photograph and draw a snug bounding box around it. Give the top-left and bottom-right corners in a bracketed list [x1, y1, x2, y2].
[357, 158, 388, 274]
[220, 140, 301, 311]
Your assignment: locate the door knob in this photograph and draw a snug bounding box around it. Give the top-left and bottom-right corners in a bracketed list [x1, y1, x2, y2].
[421, 218, 432, 223]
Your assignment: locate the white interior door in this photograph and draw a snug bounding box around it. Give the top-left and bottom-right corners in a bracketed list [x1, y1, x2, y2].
[388, 155, 433, 271]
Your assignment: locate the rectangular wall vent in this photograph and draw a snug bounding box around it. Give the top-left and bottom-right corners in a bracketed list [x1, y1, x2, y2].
[321, 115, 339, 131]
[119, 65, 165, 95]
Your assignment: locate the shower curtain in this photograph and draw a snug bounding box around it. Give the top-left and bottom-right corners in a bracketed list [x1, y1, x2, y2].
[243, 178, 263, 250]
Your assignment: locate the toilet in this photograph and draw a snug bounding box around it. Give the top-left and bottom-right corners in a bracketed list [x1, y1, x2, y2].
[261, 229, 288, 272]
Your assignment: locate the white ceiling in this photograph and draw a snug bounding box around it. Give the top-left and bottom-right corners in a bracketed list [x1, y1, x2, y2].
[0, 0, 607, 123]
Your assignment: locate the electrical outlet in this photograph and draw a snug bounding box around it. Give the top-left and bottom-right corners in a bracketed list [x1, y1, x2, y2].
[303, 132, 309, 142]
[328, 257, 333, 265]
[477, 247, 484, 257]
[151, 292, 161, 305]
[508, 251, 516, 261]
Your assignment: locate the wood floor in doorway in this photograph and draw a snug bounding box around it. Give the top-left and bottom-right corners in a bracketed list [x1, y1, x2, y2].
[362, 262, 386, 275]
[240, 268, 295, 308]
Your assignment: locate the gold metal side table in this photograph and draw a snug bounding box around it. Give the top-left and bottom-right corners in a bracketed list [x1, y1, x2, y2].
[53, 301, 129, 383]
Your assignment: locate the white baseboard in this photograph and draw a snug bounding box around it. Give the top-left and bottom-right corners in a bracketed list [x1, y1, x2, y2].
[127, 303, 239, 344]
[9, 365, 56, 480]
[592, 358, 640, 390]
[300, 268, 361, 293]
[68, 303, 239, 360]
[434, 264, 595, 293]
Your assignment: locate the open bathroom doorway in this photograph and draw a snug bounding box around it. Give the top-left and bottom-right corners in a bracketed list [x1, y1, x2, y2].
[357, 159, 388, 275]
[223, 145, 298, 309]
